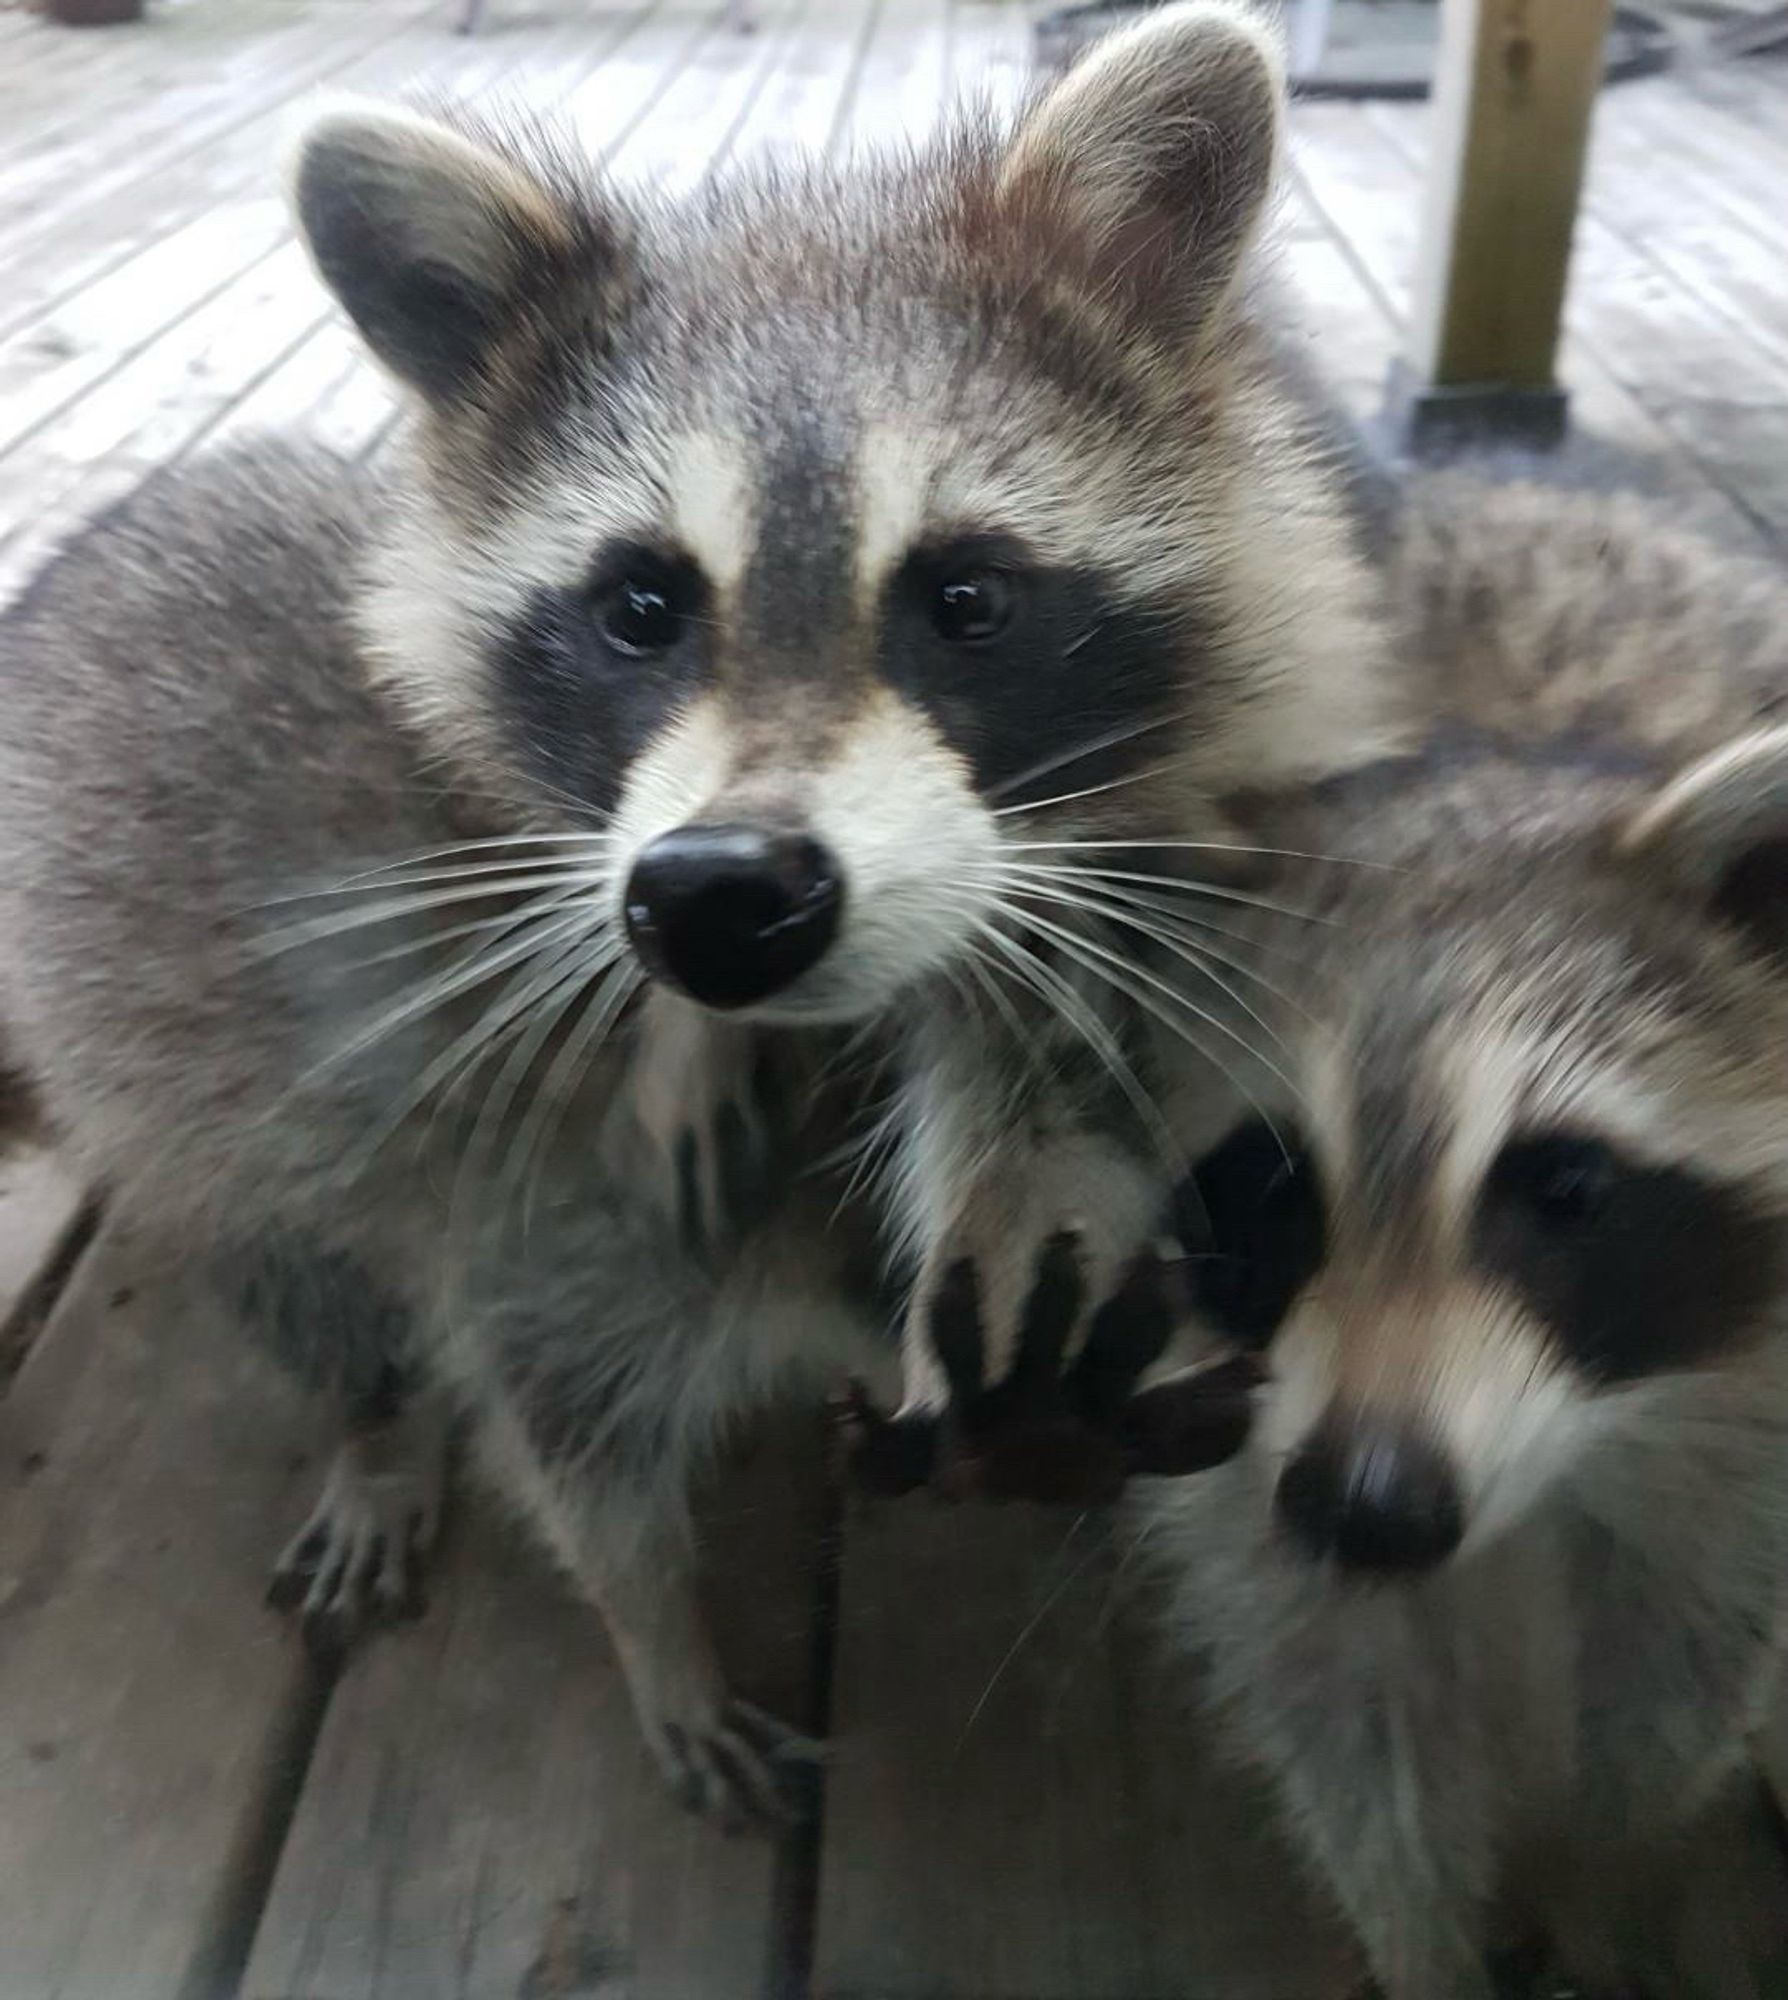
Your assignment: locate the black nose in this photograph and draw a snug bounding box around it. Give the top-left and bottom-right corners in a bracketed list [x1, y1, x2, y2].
[624, 822, 843, 1010]
[1275, 1416, 1464, 1576]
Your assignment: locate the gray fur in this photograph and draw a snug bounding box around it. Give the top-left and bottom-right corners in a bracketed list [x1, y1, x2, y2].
[1142, 480, 1788, 1996]
[0, 4, 1397, 1818]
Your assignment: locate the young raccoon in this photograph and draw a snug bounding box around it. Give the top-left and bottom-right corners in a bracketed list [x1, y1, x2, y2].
[1144, 482, 1788, 1998]
[0, 4, 1393, 1820]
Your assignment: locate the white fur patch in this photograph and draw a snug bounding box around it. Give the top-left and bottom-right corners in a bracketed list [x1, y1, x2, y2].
[852, 424, 938, 612]
[666, 432, 755, 597]
[788, 691, 1001, 1022]
[604, 696, 734, 927]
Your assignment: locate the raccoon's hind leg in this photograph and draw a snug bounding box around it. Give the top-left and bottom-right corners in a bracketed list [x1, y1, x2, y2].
[477, 1395, 822, 1831]
[267, 1374, 451, 1654]
[229, 1237, 451, 1653]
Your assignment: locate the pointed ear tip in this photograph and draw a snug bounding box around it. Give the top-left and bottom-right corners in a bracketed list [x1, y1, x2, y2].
[1619, 723, 1788, 875]
[1107, 0, 1287, 87]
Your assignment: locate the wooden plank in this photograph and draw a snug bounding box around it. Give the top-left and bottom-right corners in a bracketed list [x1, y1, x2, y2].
[0, 239, 334, 595]
[0, 1224, 328, 2000]
[0, 0, 633, 352]
[1406, 0, 1614, 393]
[1289, 98, 1767, 550]
[727, 0, 883, 165]
[0, 0, 441, 317]
[834, 0, 949, 156]
[951, 0, 1035, 120]
[242, 1413, 830, 2000]
[606, 0, 804, 190]
[0, 1, 712, 602]
[0, 0, 658, 439]
[812, 1500, 1351, 2000]
[1357, 98, 1787, 548]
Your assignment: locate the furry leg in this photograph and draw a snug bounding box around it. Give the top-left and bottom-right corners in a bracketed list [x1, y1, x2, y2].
[1268, 1730, 1499, 2000]
[479, 1403, 821, 1830]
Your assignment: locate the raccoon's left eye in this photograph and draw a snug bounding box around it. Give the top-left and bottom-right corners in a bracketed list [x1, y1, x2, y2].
[931, 568, 1017, 645]
[598, 581, 683, 656]
[588, 555, 700, 657]
[1491, 1135, 1619, 1233]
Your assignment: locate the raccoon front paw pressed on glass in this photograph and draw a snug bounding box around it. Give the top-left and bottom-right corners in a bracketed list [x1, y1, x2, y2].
[844, 1234, 1260, 1503]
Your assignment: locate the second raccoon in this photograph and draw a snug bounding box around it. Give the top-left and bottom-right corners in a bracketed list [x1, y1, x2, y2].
[1145, 482, 1788, 1998]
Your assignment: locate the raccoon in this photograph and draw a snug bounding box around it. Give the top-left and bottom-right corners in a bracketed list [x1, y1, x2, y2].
[1138, 483, 1788, 1997]
[0, 3, 1394, 1820]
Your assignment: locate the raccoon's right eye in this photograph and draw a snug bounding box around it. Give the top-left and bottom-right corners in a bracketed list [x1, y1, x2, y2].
[589, 557, 700, 658]
[1173, 1118, 1326, 1350]
[931, 567, 1017, 646]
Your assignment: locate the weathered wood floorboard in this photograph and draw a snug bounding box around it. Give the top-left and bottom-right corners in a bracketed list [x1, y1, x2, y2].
[810, 1501, 1353, 2000]
[241, 1416, 832, 2000]
[0, 1226, 329, 2000]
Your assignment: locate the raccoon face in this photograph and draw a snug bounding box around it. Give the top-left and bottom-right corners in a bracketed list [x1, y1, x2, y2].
[1178, 727, 1788, 1579]
[292, 7, 1390, 1025]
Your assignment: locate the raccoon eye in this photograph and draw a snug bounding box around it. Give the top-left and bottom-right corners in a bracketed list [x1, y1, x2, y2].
[931, 568, 1016, 645]
[586, 552, 701, 658]
[1491, 1135, 1619, 1233]
[596, 579, 685, 656]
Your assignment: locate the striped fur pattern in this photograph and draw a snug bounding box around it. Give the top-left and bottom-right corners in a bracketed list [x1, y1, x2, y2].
[1142, 481, 1788, 1997]
[0, 5, 1397, 1819]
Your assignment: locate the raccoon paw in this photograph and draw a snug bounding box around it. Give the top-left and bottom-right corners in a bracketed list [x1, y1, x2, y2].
[266, 1424, 446, 1658]
[901, 1239, 1258, 1503]
[645, 1692, 824, 1834]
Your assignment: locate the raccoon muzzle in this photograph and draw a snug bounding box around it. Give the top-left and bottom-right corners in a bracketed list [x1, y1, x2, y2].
[623, 821, 844, 1010]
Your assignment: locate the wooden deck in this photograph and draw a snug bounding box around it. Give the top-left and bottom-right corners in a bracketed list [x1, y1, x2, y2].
[2, 3, 1788, 1995]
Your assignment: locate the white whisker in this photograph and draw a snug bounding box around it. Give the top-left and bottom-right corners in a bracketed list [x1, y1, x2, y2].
[296, 900, 600, 1093]
[985, 707, 1202, 807]
[977, 918, 1177, 1164]
[250, 868, 607, 955]
[249, 835, 612, 910]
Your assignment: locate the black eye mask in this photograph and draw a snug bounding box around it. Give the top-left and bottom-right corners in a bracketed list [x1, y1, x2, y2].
[1475, 1130, 1781, 1382]
[1172, 1118, 1327, 1351]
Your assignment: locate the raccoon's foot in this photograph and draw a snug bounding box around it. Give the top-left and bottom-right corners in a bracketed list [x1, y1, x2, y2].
[267, 1396, 450, 1655]
[637, 1678, 824, 1832]
[859, 1239, 1259, 1502]
[554, 1496, 824, 1831]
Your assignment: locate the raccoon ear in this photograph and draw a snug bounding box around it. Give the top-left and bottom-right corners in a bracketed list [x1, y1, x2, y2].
[293, 103, 580, 401]
[1621, 723, 1788, 959]
[998, 0, 1283, 349]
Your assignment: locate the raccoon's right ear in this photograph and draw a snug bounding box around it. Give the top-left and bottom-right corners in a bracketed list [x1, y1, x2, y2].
[292, 103, 584, 402]
[1621, 723, 1788, 960]
[997, 0, 1283, 350]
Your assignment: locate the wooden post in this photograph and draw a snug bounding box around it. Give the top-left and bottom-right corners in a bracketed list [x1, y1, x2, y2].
[1402, 0, 1615, 444]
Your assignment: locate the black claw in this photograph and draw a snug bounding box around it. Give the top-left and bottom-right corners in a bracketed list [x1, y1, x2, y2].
[709, 1734, 787, 1832]
[927, 1259, 986, 1404]
[399, 1527, 429, 1620]
[1007, 1230, 1085, 1400]
[265, 1567, 306, 1613]
[1067, 1252, 1174, 1426]
[837, 1381, 938, 1496]
[1119, 1354, 1262, 1477]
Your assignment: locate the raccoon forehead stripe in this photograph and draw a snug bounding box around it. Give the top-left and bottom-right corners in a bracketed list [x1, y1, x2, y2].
[666, 432, 755, 597]
[853, 424, 940, 611]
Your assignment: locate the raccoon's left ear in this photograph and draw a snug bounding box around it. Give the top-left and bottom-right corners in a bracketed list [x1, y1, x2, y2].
[292, 102, 592, 402]
[1621, 723, 1788, 958]
[997, 0, 1283, 351]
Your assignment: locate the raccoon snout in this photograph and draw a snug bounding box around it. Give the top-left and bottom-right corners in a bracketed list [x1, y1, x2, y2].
[623, 822, 844, 1010]
[1275, 1414, 1464, 1577]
